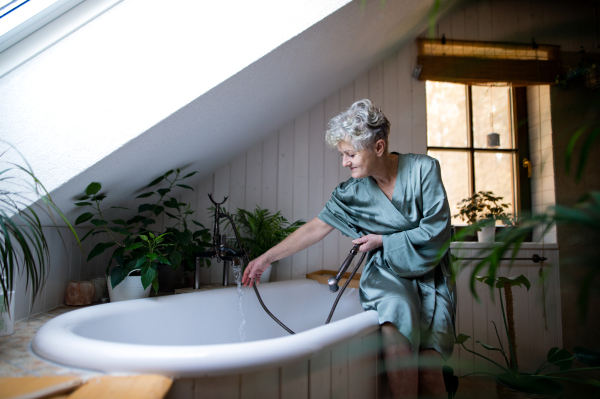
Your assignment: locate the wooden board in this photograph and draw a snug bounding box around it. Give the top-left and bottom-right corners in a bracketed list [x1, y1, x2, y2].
[306, 270, 361, 290]
[0, 376, 82, 399]
[66, 375, 172, 399]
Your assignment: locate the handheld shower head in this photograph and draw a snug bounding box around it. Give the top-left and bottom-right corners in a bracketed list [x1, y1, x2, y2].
[328, 244, 361, 293]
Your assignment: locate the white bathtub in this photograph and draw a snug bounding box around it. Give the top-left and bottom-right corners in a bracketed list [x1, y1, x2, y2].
[33, 279, 385, 398]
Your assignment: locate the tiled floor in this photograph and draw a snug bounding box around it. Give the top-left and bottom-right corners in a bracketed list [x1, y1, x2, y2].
[0, 306, 100, 378]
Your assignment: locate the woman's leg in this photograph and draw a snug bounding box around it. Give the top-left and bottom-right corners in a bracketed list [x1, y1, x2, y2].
[417, 349, 446, 398]
[381, 322, 418, 399]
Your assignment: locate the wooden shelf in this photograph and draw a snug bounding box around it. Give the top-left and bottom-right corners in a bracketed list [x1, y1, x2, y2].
[306, 270, 361, 289]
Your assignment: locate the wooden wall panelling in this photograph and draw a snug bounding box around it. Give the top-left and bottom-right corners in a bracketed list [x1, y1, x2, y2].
[323, 92, 340, 271]
[383, 55, 399, 153]
[338, 82, 356, 262]
[308, 101, 325, 274]
[464, 4, 479, 41]
[451, 7, 466, 41]
[397, 45, 414, 153]
[44, 227, 60, 310]
[516, 0, 532, 44]
[57, 229, 70, 307]
[527, 249, 549, 369]
[212, 165, 230, 284]
[277, 122, 295, 281]
[368, 63, 384, 108]
[229, 154, 247, 217]
[437, 11, 453, 40]
[261, 134, 279, 214]
[477, 0, 493, 42]
[491, 0, 508, 41]
[410, 41, 427, 155]
[504, 0, 521, 42]
[454, 249, 474, 375]
[512, 252, 533, 372]
[196, 175, 214, 285]
[292, 113, 309, 280]
[541, 250, 560, 359]
[245, 142, 263, 211]
[348, 336, 369, 399]
[281, 360, 309, 399]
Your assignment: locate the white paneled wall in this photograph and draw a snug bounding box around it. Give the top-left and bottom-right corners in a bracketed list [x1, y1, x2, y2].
[527, 85, 557, 243]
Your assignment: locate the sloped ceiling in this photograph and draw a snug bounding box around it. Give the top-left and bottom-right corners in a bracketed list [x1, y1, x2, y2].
[1, 0, 458, 224]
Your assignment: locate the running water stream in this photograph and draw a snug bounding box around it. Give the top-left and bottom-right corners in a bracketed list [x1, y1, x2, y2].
[232, 262, 246, 342]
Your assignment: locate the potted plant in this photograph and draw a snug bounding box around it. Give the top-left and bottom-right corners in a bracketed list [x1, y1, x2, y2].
[446, 274, 600, 398]
[73, 169, 212, 301]
[1, 141, 79, 331]
[455, 191, 512, 242]
[226, 206, 305, 283]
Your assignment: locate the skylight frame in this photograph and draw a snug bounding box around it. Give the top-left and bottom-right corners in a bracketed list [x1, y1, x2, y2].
[0, 0, 85, 53]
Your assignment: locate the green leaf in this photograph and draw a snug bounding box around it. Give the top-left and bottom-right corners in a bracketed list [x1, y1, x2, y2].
[112, 219, 127, 226]
[476, 341, 504, 352]
[192, 220, 205, 227]
[127, 215, 145, 224]
[135, 192, 154, 199]
[547, 347, 574, 371]
[110, 227, 131, 236]
[152, 206, 164, 216]
[90, 219, 108, 227]
[176, 184, 194, 191]
[85, 182, 102, 195]
[455, 334, 471, 344]
[164, 170, 174, 178]
[138, 204, 154, 213]
[573, 347, 600, 367]
[165, 212, 179, 219]
[169, 251, 182, 268]
[74, 202, 92, 207]
[147, 176, 164, 187]
[157, 255, 171, 266]
[87, 242, 116, 261]
[125, 242, 144, 251]
[146, 253, 158, 261]
[182, 171, 198, 179]
[148, 232, 155, 239]
[140, 235, 149, 241]
[95, 194, 107, 201]
[141, 218, 156, 226]
[75, 212, 94, 225]
[79, 229, 94, 243]
[77, 195, 91, 201]
[141, 265, 156, 290]
[110, 266, 127, 289]
[135, 256, 147, 268]
[157, 188, 171, 196]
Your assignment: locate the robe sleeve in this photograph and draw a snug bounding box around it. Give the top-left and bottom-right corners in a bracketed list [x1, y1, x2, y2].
[318, 181, 363, 240]
[381, 158, 451, 277]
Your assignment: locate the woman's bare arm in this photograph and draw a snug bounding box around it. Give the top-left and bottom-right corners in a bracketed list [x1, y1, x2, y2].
[242, 217, 334, 286]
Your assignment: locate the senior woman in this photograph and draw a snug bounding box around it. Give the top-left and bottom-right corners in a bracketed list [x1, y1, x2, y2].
[242, 99, 455, 399]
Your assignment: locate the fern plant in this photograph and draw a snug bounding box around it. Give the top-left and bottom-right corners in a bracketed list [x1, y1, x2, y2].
[227, 206, 305, 262]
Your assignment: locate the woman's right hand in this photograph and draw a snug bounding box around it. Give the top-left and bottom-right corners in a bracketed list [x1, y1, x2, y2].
[242, 255, 272, 287]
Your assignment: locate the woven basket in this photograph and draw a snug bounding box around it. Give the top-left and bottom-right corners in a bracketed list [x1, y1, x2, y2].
[495, 376, 563, 399]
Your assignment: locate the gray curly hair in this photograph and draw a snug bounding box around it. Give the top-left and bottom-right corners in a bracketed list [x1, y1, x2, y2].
[324, 99, 390, 151]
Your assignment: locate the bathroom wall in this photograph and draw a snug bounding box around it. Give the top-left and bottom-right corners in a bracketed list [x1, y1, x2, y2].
[193, 0, 597, 285]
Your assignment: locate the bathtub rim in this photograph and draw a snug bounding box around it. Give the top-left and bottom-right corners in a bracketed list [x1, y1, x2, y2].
[32, 280, 381, 378]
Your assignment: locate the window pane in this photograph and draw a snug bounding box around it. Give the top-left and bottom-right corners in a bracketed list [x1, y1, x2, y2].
[426, 82, 468, 148]
[474, 152, 515, 223]
[428, 150, 470, 224]
[471, 86, 513, 149]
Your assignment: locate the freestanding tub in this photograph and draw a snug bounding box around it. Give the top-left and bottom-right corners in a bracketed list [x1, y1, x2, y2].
[33, 279, 386, 399]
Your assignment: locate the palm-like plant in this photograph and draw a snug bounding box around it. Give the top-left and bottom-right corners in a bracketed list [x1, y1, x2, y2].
[0, 141, 78, 313]
[227, 206, 305, 262]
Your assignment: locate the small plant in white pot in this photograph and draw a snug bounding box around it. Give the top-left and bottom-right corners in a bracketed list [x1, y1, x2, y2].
[455, 191, 511, 243]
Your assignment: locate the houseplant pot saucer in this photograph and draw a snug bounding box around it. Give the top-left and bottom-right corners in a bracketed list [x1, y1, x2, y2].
[495, 373, 563, 399]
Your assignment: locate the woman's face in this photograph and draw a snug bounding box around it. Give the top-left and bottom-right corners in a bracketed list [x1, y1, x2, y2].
[337, 140, 377, 179]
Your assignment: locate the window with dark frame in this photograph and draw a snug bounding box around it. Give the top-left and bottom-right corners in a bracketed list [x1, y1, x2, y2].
[425, 81, 532, 226]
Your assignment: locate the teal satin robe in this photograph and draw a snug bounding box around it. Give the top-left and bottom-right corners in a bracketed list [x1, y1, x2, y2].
[318, 153, 456, 359]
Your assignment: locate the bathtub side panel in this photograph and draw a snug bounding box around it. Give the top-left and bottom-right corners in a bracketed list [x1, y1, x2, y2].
[331, 342, 349, 399]
[195, 375, 240, 399]
[241, 369, 279, 399]
[281, 360, 309, 399]
[309, 352, 331, 399]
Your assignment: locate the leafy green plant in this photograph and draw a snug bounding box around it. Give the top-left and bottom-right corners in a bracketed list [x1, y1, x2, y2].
[73, 169, 212, 293]
[450, 275, 600, 397]
[226, 206, 305, 262]
[455, 191, 512, 226]
[1, 141, 79, 312]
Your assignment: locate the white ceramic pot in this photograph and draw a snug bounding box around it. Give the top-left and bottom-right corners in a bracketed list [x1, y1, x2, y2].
[259, 265, 272, 284]
[477, 226, 496, 242]
[107, 270, 151, 302]
[0, 290, 15, 336]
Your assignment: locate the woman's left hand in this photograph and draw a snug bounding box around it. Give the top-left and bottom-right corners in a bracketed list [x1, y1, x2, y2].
[352, 234, 383, 252]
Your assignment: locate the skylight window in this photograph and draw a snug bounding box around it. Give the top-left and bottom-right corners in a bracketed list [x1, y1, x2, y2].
[0, 0, 84, 53]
